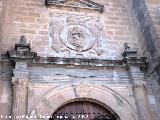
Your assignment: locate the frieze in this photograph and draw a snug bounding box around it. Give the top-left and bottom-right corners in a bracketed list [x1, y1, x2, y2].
[34, 57, 124, 67]
[49, 13, 106, 58]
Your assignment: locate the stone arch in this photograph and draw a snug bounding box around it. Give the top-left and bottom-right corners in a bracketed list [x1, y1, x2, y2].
[29, 84, 138, 120]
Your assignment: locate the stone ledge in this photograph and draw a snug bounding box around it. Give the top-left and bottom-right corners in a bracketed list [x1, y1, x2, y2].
[33, 57, 125, 67]
[8, 51, 37, 59]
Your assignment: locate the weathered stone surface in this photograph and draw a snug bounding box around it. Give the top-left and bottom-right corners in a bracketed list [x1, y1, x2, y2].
[29, 67, 130, 84]
[128, 66, 151, 120]
[29, 84, 138, 120]
[0, 0, 140, 60]
[0, 0, 160, 120]
[48, 13, 106, 58]
[11, 62, 29, 120]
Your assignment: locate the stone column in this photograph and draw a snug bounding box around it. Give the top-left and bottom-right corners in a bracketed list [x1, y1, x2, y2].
[129, 66, 151, 120]
[11, 62, 29, 120]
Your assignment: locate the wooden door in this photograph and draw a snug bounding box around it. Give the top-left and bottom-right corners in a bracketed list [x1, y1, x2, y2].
[50, 101, 119, 120]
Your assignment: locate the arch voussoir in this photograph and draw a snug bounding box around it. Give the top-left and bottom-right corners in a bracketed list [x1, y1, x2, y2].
[30, 84, 138, 120]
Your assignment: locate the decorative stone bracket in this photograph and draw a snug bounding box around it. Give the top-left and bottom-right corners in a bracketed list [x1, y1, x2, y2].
[7, 36, 37, 60]
[122, 43, 147, 69]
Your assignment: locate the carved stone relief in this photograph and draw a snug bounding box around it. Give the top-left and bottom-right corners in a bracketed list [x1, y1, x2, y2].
[45, 0, 104, 13]
[12, 78, 28, 87]
[49, 13, 106, 58]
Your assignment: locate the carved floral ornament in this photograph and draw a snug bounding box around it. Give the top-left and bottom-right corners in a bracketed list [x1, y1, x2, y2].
[49, 14, 106, 58]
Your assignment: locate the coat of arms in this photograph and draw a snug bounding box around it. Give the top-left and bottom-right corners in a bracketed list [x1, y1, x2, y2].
[49, 14, 106, 58]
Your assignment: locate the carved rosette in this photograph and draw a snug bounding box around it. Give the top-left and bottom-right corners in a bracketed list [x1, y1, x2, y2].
[49, 14, 106, 58]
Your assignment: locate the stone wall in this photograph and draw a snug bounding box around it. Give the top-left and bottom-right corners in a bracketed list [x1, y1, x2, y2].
[146, 0, 160, 53]
[145, 0, 160, 81]
[145, 0, 160, 119]
[123, 0, 160, 119]
[0, 0, 3, 13]
[0, 0, 3, 52]
[0, 0, 159, 119]
[0, 0, 142, 59]
[27, 66, 134, 107]
[0, 1, 13, 118]
[0, 60, 13, 118]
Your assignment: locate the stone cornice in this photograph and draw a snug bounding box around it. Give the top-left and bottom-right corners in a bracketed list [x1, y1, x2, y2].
[3, 39, 148, 68]
[2, 54, 147, 68]
[33, 57, 125, 67]
[8, 51, 37, 60]
[31, 56, 147, 68]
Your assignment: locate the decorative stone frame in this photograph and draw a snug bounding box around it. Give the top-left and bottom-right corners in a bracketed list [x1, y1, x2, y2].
[29, 84, 138, 120]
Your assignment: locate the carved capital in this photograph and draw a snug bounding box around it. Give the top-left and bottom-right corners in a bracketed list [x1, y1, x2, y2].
[133, 80, 147, 88]
[129, 66, 147, 89]
[12, 77, 28, 87]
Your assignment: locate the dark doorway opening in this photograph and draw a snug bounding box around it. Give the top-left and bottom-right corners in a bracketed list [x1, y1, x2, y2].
[49, 101, 120, 120]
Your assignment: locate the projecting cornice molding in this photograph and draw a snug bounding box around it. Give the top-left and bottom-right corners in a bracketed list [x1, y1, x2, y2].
[45, 0, 104, 13]
[2, 36, 147, 69]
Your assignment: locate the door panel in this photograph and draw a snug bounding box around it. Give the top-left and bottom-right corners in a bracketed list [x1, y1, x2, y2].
[50, 101, 119, 120]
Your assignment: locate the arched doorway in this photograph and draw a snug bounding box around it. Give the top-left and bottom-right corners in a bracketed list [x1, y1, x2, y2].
[49, 101, 120, 120]
[30, 84, 137, 120]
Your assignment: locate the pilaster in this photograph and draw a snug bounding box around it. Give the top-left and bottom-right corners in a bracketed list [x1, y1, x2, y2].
[7, 36, 37, 120]
[122, 43, 151, 120]
[11, 63, 29, 120]
[129, 66, 151, 120]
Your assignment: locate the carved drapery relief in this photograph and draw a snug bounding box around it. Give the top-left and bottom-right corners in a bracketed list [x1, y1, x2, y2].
[49, 14, 106, 58]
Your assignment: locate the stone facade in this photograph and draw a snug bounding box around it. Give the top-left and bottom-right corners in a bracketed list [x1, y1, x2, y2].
[0, 0, 160, 120]
[0, 0, 141, 59]
[0, 0, 3, 13]
[124, 0, 160, 119]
